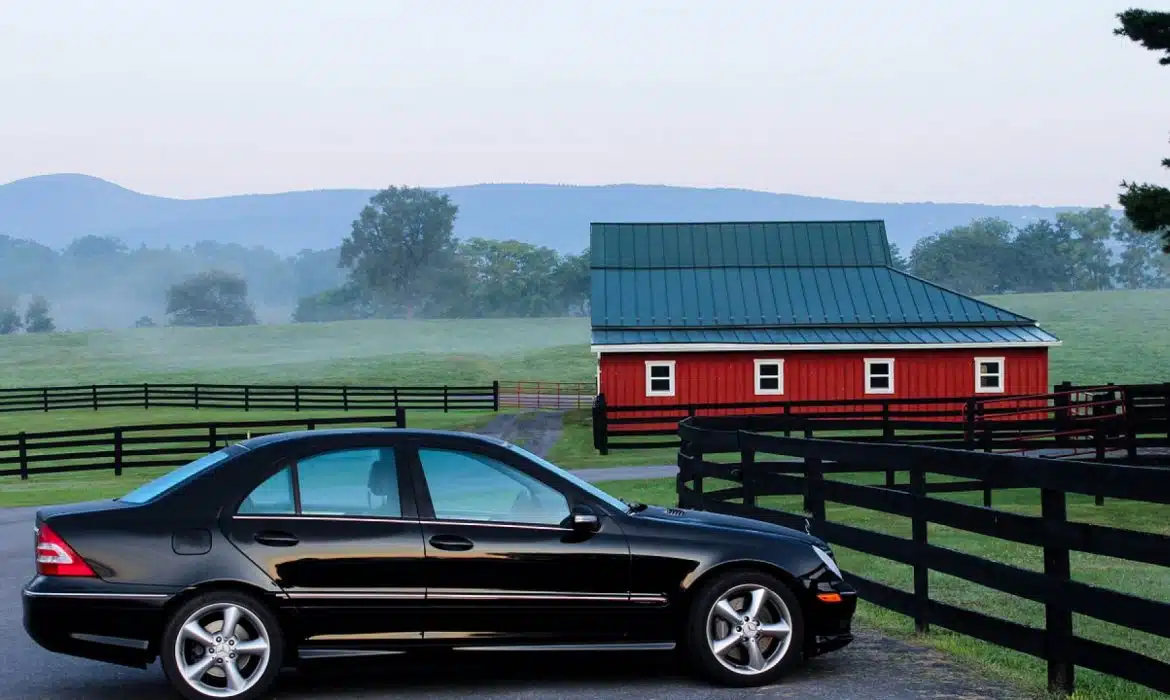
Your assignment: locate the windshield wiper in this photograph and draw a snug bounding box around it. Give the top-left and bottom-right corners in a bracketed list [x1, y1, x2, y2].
[624, 500, 649, 512]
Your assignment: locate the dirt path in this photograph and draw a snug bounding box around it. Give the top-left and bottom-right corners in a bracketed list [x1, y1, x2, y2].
[474, 410, 564, 457]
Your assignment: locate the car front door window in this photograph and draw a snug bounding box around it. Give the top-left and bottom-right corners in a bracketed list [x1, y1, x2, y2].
[417, 448, 570, 526]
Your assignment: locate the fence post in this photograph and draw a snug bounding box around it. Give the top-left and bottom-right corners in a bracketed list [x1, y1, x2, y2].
[244, 387, 251, 412]
[113, 429, 123, 477]
[910, 464, 929, 633]
[492, 380, 500, 412]
[964, 398, 976, 450]
[342, 386, 349, 411]
[1041, 486, 1074, 695]
[143, 383, 150, 410]
[42, 388, 49, 412]
[802, 428, 825, 523]
[692, 444, 705, 511]
[1123, 389, 1137, 462]
[443, 386, 449, 413]
[18, 432, 28, 480]
[592, 394, 609, 455]
[208, 426, 217, 451]
[395, 406, 406, 428]
[393, 387, 400, 408]
[306, 420, 315, 431]
[1092, 393, 1108, 506]
[92, 384, 98, 411]
[294, 386, 301, 412]
[194, 384, 200, 410]
[882, 402, 895, 486]
[1053, 382, 1071, 448]
[741, 446, 757, 509]
[783, 403, 791, 437]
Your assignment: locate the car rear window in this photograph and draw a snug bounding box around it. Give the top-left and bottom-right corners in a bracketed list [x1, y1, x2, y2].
[118, 448, 236, 504]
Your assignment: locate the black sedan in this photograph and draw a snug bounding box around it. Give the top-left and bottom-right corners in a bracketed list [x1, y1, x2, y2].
[23, 428, 855, 700]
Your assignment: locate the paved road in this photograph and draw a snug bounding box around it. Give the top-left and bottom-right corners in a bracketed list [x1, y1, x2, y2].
[0, 487, 1027, 699]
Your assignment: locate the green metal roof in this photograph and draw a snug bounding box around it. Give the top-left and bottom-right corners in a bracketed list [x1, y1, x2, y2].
[589, 219, 1057, 347]
[591, 221, 892, 268]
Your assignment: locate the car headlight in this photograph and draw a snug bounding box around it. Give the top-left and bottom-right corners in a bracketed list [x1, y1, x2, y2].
[812, 545, 843, 580]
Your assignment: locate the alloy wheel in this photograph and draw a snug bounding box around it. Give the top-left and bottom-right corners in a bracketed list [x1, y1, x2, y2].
[173, 602, 273, 698]
[704, 583, 793, 675]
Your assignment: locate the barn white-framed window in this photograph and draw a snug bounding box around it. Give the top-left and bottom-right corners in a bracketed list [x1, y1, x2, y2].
[864, 358, 895, 394]
[754, 359, 784, 395]
[644, 360, 676, 397]
[974, 357, 1005, 394]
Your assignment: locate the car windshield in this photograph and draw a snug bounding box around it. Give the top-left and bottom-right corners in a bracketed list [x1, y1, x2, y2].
[118, 448, 236, 504]
[504, 443, 631, 512]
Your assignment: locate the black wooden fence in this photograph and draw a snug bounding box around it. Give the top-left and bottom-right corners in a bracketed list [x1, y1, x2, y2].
[0, 411, 407, 479]
[0, 382, 499, 413]
[593, 382, 1170, 461]
[676, 414, 1170, 697]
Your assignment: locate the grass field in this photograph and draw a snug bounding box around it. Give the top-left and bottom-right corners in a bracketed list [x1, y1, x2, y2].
[595, 477, 1169, 700]
[2, 290, 1169, 390]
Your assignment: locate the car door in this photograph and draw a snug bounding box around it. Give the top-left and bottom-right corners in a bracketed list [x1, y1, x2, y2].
[404, 436, 634, 645]
[225, 441, 428, 647]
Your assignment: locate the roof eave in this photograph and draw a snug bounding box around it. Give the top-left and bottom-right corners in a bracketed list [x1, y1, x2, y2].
[591, 339, 1064, 354]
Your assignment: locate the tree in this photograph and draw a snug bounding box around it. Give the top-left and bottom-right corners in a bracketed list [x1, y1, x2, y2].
[888, 243, 909, 271]
[1116, 9, 1170, 251]
[165, 270, 259, 327]
[24, 296, 55, 333]
[0, 296, 21, 335]
[1115, 215, 1170, 288]
[338, 186, 459, 317]
[908, 218, 1016, 294]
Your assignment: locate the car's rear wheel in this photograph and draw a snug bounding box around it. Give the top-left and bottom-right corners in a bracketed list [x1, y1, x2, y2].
[684, 570, 804, 687]
[160, 591, 284, 700]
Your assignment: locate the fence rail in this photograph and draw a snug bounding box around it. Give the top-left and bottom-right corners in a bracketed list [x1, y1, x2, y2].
[0, 382, 500, 414]
[0, 411, 407, 479]
[592, 382, 1170, 462]
[676, 415, 1170, 697]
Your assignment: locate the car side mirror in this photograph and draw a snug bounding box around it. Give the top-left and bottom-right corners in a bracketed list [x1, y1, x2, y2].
[570, 506, 600, 533]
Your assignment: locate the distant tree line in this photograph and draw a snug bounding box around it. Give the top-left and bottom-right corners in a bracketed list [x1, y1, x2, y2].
[900, 208, 1168, 296]
[3, 189, 1167, 333]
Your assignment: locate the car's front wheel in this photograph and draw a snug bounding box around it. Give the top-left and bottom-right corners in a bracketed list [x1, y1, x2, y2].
[684, 570, 804, 687]
[160, 590, 284, 700]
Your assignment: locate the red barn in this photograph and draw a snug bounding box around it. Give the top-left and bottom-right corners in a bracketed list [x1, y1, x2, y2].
[590, 220, 1060, 415]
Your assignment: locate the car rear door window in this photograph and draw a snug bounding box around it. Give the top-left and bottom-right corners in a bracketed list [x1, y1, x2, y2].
[417, 448, 569, 526]
[237, 448, 403, 518]
[298, 448, 402, 517]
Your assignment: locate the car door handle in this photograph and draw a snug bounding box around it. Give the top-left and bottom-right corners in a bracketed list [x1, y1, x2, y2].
[429, 534, 474, 552]
[254, 531, 299, 547]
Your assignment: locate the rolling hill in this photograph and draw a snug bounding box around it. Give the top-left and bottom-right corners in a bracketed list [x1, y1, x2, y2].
[1, 173, 1086, 255]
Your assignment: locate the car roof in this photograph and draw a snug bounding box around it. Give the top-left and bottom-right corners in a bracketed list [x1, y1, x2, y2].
[236, 427, 509, 450]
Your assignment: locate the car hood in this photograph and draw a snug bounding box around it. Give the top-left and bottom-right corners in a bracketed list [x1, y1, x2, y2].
[631, 505, 823, 546]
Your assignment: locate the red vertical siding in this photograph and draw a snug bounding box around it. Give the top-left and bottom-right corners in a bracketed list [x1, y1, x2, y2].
[599, 347, 1050, 425]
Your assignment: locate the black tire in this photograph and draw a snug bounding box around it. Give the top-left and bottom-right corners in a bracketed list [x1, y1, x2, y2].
[683, 569, 805, 687]
[159, 590, 285, 700]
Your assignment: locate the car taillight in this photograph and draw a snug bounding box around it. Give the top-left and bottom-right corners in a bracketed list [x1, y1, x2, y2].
[35, 523, 96, 577]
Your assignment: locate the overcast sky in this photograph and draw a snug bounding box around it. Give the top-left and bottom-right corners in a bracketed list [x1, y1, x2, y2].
[1, 0, 1167, 206]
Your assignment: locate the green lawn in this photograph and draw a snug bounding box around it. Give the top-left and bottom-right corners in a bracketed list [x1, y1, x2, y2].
[594, 477, 1170, 700]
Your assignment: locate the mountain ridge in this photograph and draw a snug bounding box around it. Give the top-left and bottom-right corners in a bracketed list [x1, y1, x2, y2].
[0, 173, 1090, 255]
